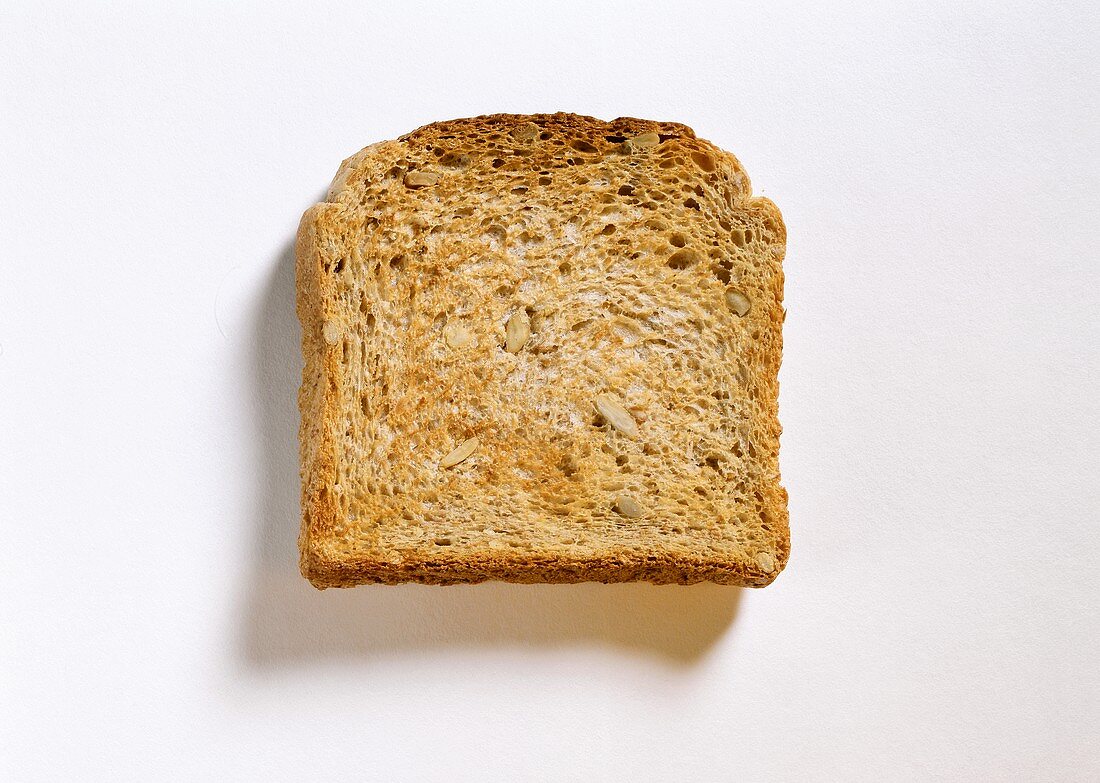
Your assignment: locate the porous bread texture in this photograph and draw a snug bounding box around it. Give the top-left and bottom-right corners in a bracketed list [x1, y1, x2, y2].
[297, 113, 788, 587]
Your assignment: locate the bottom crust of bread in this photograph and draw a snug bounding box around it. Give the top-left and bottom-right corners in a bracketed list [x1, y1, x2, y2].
[300, 542, 788, 588]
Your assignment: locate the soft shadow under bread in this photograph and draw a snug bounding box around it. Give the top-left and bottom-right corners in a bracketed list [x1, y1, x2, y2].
[237, 239, 740, 669]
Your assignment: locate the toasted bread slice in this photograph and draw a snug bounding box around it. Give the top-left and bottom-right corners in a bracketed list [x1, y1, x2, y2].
[296, 113, 787, 587]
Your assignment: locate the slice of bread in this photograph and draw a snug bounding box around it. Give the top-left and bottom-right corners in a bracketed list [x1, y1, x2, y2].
[296, 113, 788, 587]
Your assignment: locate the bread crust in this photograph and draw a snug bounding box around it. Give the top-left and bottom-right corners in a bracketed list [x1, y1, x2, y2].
[297, 113, 788, 588]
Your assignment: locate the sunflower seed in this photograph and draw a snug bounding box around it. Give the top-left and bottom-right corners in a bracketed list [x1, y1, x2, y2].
[595, 394, 638, 438]
[614, 495, 645, 518]
[504, 310, 531, 353]
[404, 170, 440, 188]
[440, 436, 479, 468]
[725, 289, 751, 317]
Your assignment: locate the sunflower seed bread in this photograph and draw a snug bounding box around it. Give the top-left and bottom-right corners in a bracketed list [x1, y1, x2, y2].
[296, 113, 788, 587]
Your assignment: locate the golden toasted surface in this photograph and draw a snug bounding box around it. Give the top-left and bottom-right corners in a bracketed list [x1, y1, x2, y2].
[297, 113, 787, 587]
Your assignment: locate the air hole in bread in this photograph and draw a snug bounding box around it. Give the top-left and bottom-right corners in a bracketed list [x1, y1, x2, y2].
[667, 249, 700, 270]
[482, 225, 507, 245]
[691, 151, 716, 172]
[569, 139, 599, 154]
[668, 232, 688, 248]
[617, 184, 635, 196]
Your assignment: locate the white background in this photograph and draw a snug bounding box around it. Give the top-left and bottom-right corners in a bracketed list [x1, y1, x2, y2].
[2, 2, 1098, 780]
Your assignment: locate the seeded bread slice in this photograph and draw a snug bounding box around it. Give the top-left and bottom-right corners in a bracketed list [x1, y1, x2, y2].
[296, 113, 788, 587]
